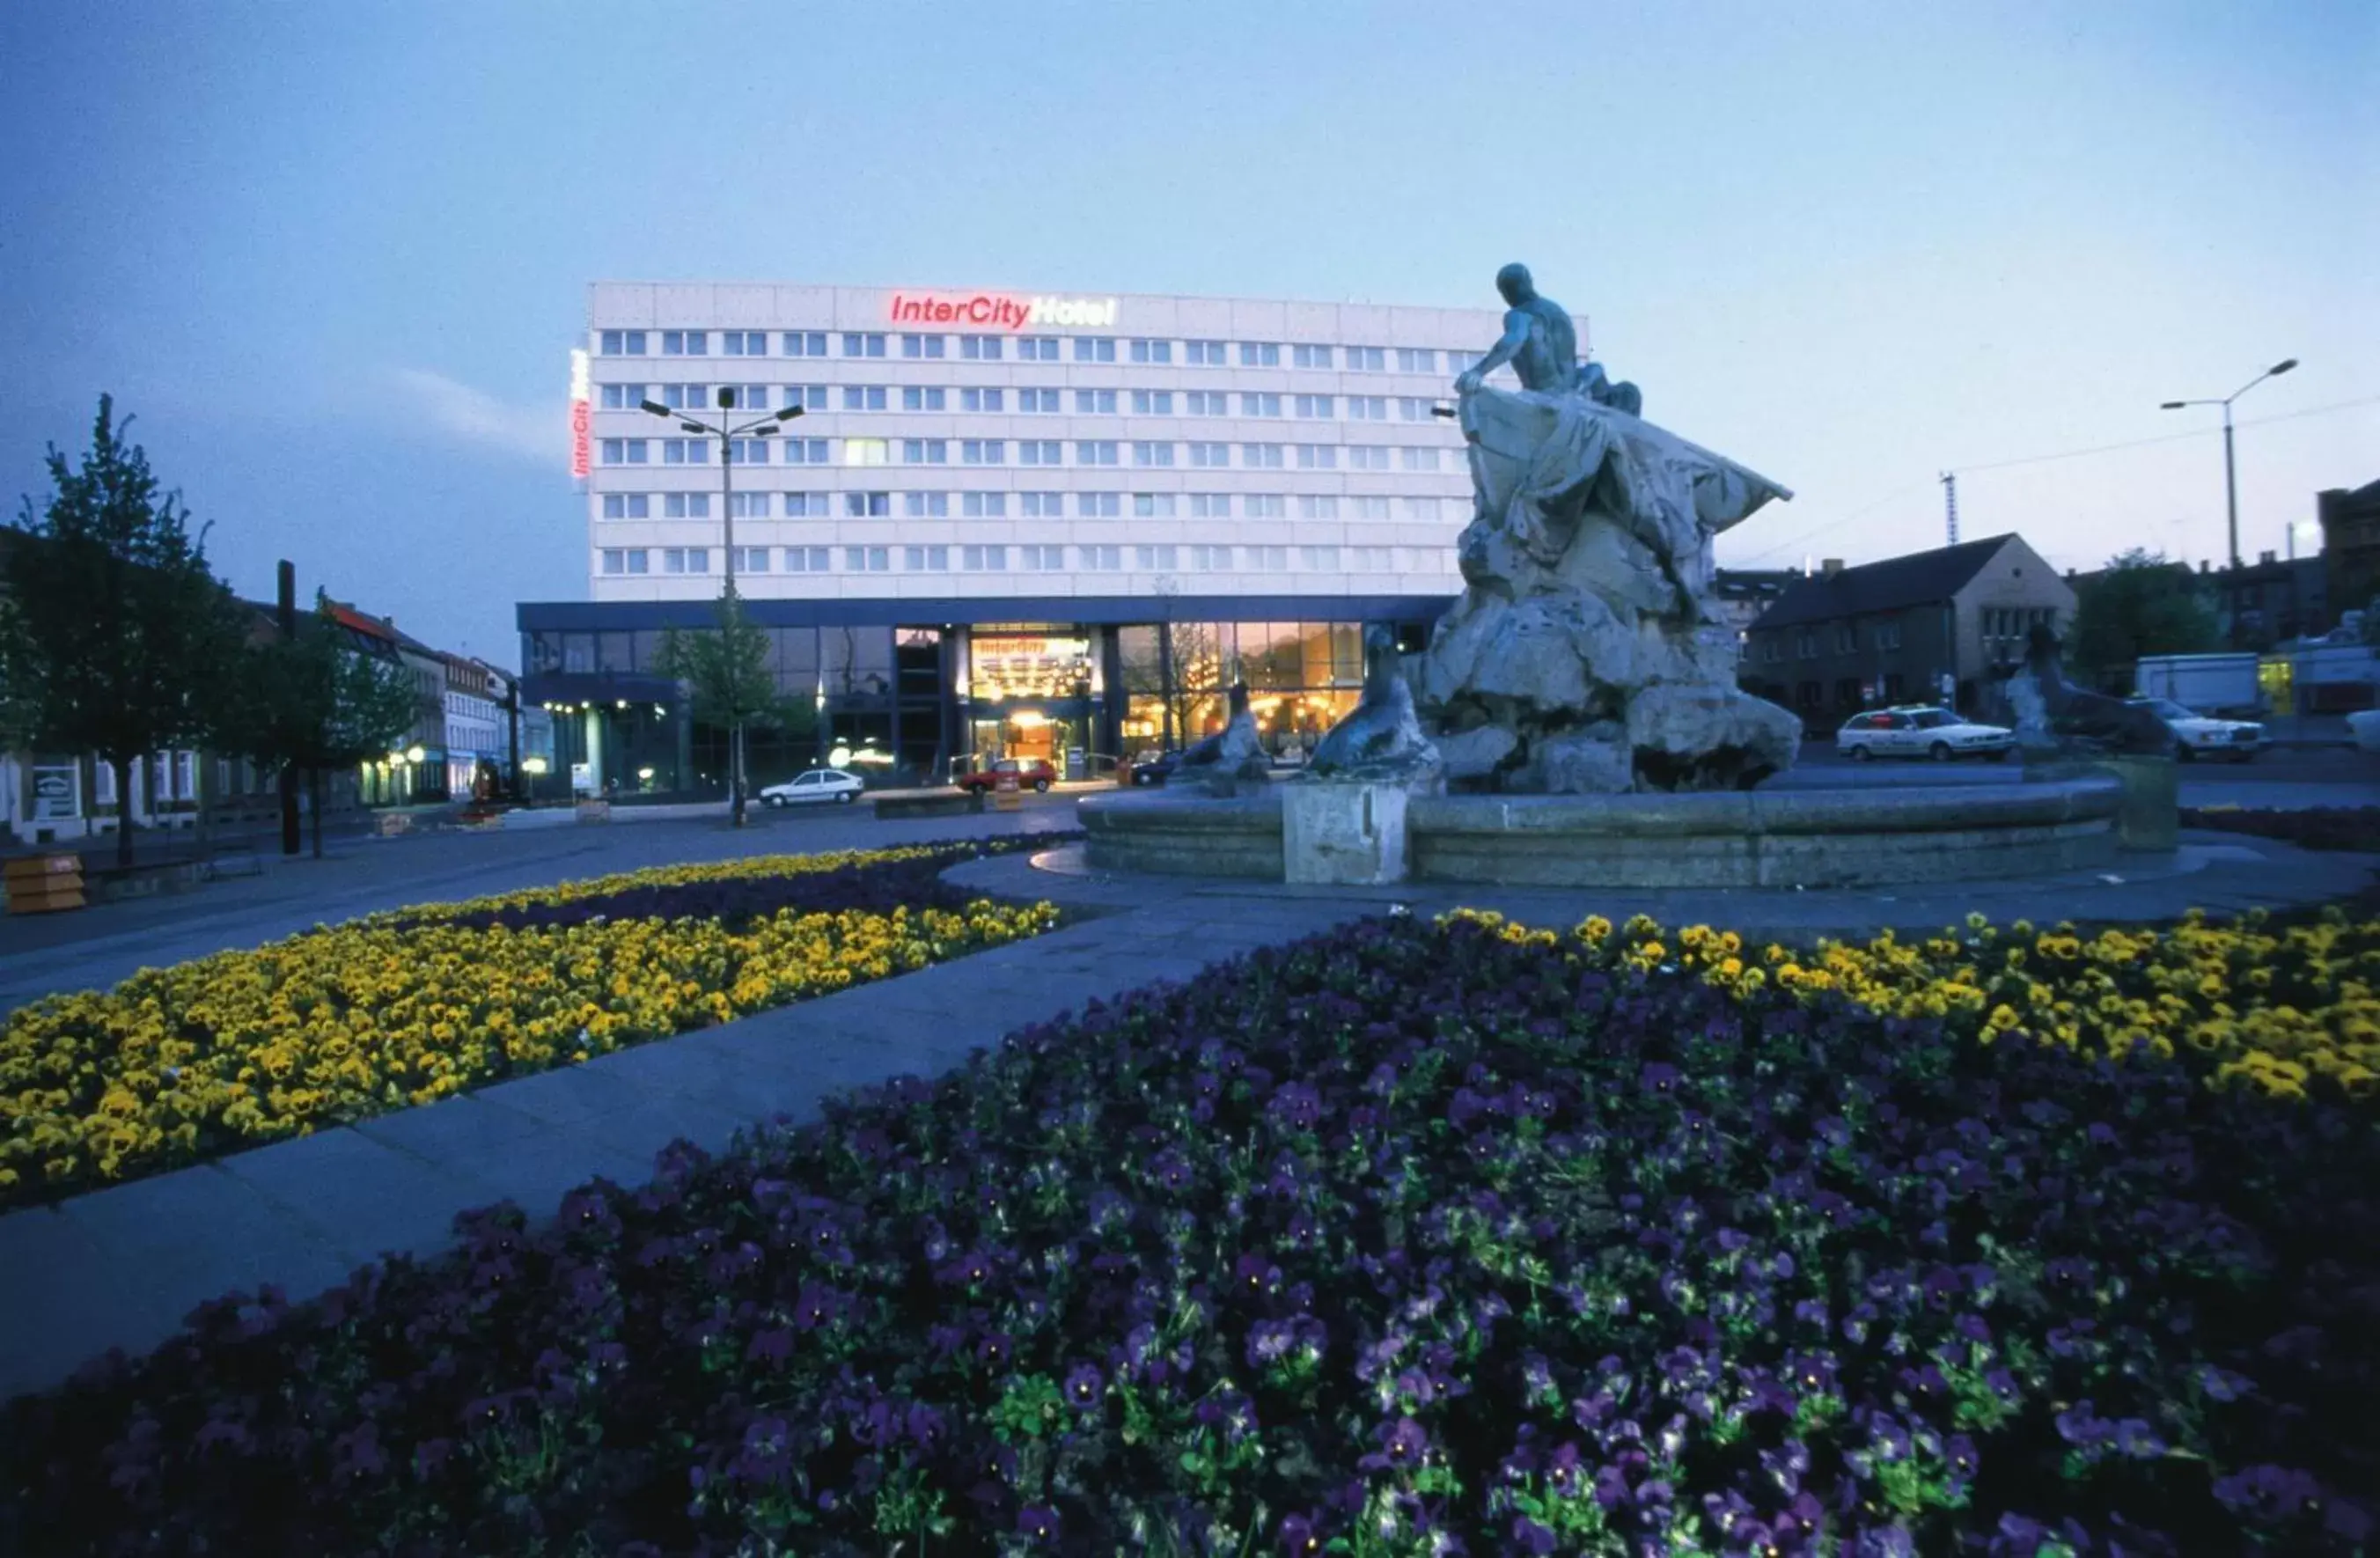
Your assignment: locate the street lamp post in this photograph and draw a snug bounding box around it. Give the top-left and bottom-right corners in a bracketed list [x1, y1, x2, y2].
[640, 388, 805, 826]
[2161, 357, 2297, 650]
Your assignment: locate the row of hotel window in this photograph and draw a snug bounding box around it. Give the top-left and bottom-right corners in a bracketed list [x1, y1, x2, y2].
[601, 382, 1450, 420]
[601, 491, 1460, 520]
[600, 330, 1465, 371]
[599, 543, 1449, 576]
[599, 437, 1452, 470]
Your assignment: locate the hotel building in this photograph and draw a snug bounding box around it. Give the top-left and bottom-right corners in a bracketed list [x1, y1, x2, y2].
[519, 282, 1554, 794]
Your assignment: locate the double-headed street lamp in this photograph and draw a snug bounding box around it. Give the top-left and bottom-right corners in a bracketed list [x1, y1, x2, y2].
[640, 387, 806, 826]
[2161, 357, 2297, 650]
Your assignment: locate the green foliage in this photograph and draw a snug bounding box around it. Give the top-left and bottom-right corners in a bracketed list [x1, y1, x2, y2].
[2069, 548, 2221, 674]
[226, 593, 419, 773]
[650, 588, 795, 733]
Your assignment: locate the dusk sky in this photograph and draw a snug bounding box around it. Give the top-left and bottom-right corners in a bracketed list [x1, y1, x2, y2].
[3, 0, 2372, 663]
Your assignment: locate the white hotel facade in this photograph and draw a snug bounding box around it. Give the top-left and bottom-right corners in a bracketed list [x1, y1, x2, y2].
[520, 282, 1566, 796]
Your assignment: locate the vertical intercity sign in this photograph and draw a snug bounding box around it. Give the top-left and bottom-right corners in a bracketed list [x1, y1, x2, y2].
[569, 349, 592, 479]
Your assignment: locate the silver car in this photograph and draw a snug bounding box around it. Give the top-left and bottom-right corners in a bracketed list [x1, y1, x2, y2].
[759, 768, 863, 806]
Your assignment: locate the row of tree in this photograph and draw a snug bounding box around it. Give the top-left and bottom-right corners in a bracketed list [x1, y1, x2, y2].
[0, 397, 419, 868]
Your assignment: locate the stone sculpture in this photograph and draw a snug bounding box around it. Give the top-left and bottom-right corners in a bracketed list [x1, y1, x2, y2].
[1998, 626, 2175, 757]
[1304, 627, 1443, 790]
[1403, 263, 1803, 794]
[1173, 682, 1271, 797]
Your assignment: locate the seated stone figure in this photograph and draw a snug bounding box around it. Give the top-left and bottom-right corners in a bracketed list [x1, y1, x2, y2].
[1174, 683, 1271, 796]
[2000, 625, 2174, 757]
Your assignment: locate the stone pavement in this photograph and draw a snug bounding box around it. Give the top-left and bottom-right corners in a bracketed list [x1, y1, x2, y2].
[0, 825, 2369, 1405]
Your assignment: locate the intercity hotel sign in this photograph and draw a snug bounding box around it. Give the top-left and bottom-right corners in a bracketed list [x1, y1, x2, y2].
[569, 349, 591, 479]
[887, 292, 1118, 330]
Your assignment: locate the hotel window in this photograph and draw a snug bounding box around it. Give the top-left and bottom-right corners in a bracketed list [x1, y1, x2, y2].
[1350, 495, 1392, 519]
[845, 545, 890, 571]
[1301, 545, 1341, 570]
[781, 437, 829, 464]
[963, 543, 1009, 570]
[783, 492, 830, 516]
[662, 330, 708, 356]
[1352, 545, 1391, 571]
[662, 438, 708, 465]
[727, 492, 768, 518]
[1347, 445, 1391, 471]
[845, 491, 892, 517]
[1288, 343, 1331, 369]
[1077, 440, 1120, 466]
[900, 386, 948, 411]
[782, 331, 828, 356]
[1348, 395, 1388, 420]
[599, 383, 646, 409]
[1019, 439, 1063, 466]
[1246, 495, 1288, 519]
[1133, 441, 1175, 467]
[961, 438, 1005, 465]
[1189, 494, 1232, 518]
[1130, 389, 1174, 415]
[1240, 342, 1281, 367]
[1017, 335, 1061, 360]
[662, 383, 707, 409]
[904, 545, 951, 570]
[1018, 491, 1064, 517]
[1133, 494, 1178, 518]
[1078, 492, 1121, 518]
[782, 385, 828, 412]
[1082, 544, 1123, 570]
[1184, 391, 1229, 415]
[1400, 446, 1441, 471]
[1128, 338, 1173, 364]
[722, 331, 767, 356]
[1189, 442, 1229, 467]
[1298, 496, 1340, 520]
[960, 386, 1005, 413]
[842, 333, 886, 357]
[1348, 346, 1386, 371]
[1296, 445, 1337, 470]
[599, 330, 647, 356]
[1018, 544, 1065, 570]
[900, 439, 948, 465]
[903, 492, 950, 518]
[1245, 544, 1289, 571]
[732, 546, 771, 572]
[1017, 387, 1061, 413]
[1185, 340, 1228, 365]
[1243, 442, 1284, 467]
[786, 545, 832, 572]
[842, 386, 888, 411]
[665, 492, 711, 518]
[1400, 496, 1440, 520]
[1397, 348, 1436, 373]
[960, 334, 1003, 360]
[593, 437, 637, 465]
[1294, 393, 1334, 419]
[723, 385, 770, 409]
[1136, 543, 1179, 570]
[962, 491, 1008, 518]
[664, 547, 711, 573]
[900, 334, 946, 359]
[1242, 392, 1282, 417]
[1073, 336, 1117, 363]
[1076, 388, 1118, 415]
[601, 548, 626, 575]
[1190, 543, 1230, 570]
[600, 493, 650, 519]
[1398, 397, 1432, 421]
[726, 438, 768, 464]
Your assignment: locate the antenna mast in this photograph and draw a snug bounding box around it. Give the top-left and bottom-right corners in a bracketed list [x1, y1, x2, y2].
[1940, 472, 1959, 547]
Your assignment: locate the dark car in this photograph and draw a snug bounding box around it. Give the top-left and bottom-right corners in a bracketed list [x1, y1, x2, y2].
[1128, 751, 1180, 787]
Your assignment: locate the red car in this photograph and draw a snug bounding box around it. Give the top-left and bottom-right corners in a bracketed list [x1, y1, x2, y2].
[955, 757, 1054, 795]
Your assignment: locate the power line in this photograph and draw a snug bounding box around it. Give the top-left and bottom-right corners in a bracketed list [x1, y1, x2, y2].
[1728, 479, 1936, 564]
[1951, 394, 2380, 475]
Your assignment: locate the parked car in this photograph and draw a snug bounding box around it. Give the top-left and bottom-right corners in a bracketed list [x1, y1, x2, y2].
[1836, 706, 2015, 761]
[955, 757, 1054, 795]
[2126, 697, 2265, 761]
[2349, 709, 2380, 753]
[758, 768, 863, 807]
[1128, 751, 1180, 787]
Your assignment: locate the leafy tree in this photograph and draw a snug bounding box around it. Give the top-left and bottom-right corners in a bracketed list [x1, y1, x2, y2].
[222, 594, 419, 856]
[2069, 548, 2221, 683]
[653, 587, 795, 827]
[1, 396, 248, 867]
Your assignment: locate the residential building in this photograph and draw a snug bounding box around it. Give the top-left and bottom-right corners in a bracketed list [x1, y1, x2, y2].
[1742, 534, 2077, 729]
[2319, 478, 2380, 625]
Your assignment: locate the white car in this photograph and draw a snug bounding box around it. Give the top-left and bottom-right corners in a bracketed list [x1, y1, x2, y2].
[1836, 706, 2016, 762]
[2127, 698, 2264, 761]
[759, 768, 863, 806]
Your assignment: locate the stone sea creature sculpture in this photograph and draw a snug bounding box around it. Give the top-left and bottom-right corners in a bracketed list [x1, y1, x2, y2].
[1304, 628, 1443, 790]
[2000, 625, 2175, 757]
[1174, 683, 1271, 797]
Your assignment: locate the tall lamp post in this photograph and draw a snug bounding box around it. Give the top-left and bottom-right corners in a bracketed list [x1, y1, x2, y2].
[2161, 356, 2297, 650]
[640, 387, 805, 826]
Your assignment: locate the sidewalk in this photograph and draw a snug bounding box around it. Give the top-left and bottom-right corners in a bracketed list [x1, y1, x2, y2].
[0, 830, 2370, 1404]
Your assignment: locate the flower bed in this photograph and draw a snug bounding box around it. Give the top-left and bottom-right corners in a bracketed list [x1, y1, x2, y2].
[3, 908, 2374, 1554]
[0, 836, 1071, 1211]
[2181, 805, 2380, 854]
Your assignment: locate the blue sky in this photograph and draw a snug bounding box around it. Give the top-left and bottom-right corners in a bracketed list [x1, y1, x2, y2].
[3, 0, 2373, 661]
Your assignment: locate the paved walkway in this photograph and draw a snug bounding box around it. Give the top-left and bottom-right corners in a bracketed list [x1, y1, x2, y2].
[0, 827, 2369, 1404]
